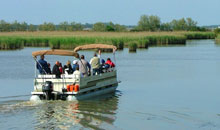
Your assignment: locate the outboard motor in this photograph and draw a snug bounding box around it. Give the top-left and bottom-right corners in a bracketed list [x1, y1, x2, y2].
[42, 81, 53, 100]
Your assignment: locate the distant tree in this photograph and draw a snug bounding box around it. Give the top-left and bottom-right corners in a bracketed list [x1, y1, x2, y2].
[170, 18, 187, 31]
[115, 24, 127, 32]
[68, 22, 84, 31]
[19, 22, 28, 31]
[106, 22, 115, 31]
[214, 28, 220, 34]
[0, 20, 10, 31]
[84, 23, 93, 28]
[137, 15, 160, 31]
[58, 21, 69, 31]
[148, 15, 161, 31]
[93, 22, 106, 31]
[160, 23, 172, 31]
[186, 18, 197, 31]
[137, 15, 150, 31]
[28, 24, 37, 31]
[39, 22, 56, 31]
[169, 18, 199, 31]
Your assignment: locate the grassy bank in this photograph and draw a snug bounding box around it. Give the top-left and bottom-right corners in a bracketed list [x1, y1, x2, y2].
[216, 35, 220, 44]
[184, 32, 216, 39]
[0, 31, 215, 50]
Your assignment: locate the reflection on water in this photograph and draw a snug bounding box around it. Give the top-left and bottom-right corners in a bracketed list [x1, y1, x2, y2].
[0, 92, 120, 130]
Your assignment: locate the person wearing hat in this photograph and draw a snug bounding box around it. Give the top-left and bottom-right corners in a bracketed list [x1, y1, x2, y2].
[72, 60, 79, 73]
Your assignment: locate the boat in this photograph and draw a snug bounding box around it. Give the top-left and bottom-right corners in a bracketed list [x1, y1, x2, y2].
[30, 44, 119, 101]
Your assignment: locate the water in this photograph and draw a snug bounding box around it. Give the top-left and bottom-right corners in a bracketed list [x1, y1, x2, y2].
[0, 40, 220, 130]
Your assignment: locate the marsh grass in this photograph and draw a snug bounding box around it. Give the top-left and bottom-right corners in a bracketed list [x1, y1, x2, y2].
[0, 31, 216, 50]
[216, 35, 220, 44]
[129, 43, 137, 52]
[184, 32, 216, 39]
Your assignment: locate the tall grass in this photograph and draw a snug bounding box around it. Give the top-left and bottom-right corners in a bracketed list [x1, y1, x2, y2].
[0, 36, 24, 50]
[129, 43, 137, 52]
[216, 35, 220, 44]
[0, 31, 216, 50]
[184, 32, 216, 39]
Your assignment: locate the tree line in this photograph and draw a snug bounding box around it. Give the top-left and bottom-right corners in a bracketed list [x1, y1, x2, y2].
[136, 15, 207, 31]
[0, 15, 209, 32]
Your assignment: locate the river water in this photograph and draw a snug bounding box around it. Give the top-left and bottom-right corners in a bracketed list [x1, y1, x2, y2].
[0, 40, 220, 130]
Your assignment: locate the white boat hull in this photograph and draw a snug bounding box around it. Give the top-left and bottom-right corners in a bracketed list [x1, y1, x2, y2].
[31, 71, 118, 101]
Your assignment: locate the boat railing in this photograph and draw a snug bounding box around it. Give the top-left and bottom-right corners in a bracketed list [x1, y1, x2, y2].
[36, 67, 116, 79]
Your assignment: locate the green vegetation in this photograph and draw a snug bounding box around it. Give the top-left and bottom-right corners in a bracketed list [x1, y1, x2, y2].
[184, 32, 216, 39]
[136, 16, 207, 32]
[0, 37, 24, 50]
[93, 22, 127, 32]
[137, 15, 161, 31]
[129, 43, 137, 52]
[216, 35, 220, 44]
[214, 28, 220, 35]
[0, 31, 216, 50]
[0, 15, 211, 32]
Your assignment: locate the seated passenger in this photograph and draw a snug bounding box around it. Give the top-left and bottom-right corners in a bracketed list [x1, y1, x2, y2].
[59, 63, 63, 74]
[100, 59, 109, 73]
[52, 61, 61, 78]
[66, 60, 73, 74]
[46, 63, 52, 74]
[73, 66, 83, 79]
[63, 65, 69, 74]
[72, 60, 79, 72]
[105, 58, 115, 68]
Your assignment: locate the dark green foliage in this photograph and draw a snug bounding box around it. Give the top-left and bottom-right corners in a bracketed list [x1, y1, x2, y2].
[216, 35, 220, 44]
[137, 39, 149, 48]
[0, 32, 215, 50]
[146, 36, 186, 46]
[138, 15, 161, 31]
[184, 32, 216, 39]
[39, 22, 56, 31]
[112, 39, 124, 50]
[129, 43, 137, 52]
[214, 28, 220, 35]
[93, 22, 106, 32]
[0, 37, 24, 50]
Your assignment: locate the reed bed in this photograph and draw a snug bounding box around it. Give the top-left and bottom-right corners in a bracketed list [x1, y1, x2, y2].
[184, 32, 216, 39]
[129, 43, 137, 52]
[0, 31, 216, 50]
[216, 35, 220, 44]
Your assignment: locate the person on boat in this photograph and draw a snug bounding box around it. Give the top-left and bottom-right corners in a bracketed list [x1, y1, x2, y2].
[90, 52, 100, 75]
[72, 66, 83, 79]
[64, 60, 73, 74]
[46, 63, 52, 74]
[59, 62, 63, 74]
[78, 55, 91, 77]
[63, 65, 68, 74]
[72, 60, 79, 72]
[106, 58, 115, 70]
[37, 55, 49, 74]
[52, 61, 61, 78]
[100, 59, 110, 73]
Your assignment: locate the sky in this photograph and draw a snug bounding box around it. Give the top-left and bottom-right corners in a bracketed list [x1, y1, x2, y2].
[0, 0, 219, 26]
